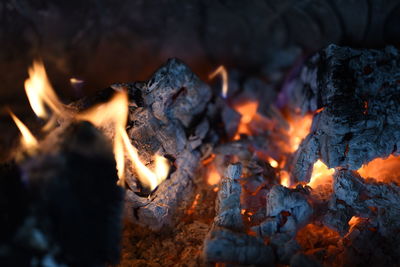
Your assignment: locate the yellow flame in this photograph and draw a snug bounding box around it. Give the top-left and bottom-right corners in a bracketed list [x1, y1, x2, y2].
[308, 160, 334, 188]
[9, 111, 38, 151]
[77, 92, 128, 180]
[24, 61, 64, 119]
[209, 65, 228, 98]
[78, 91, 169, 190]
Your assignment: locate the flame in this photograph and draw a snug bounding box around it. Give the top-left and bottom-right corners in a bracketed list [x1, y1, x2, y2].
[18, 60, 169, 190]
[286, 114, 313, 152]
[209, 65, 228, 98]
[78, 92, 128, 180]
[267, 157, 278, 168]
[233, 100, 259, 139]
[280, 170, 290, 187]
[24, 61, 65, 119]
[9, 111, 38, 152]
[308, 160, 334, 188]
[70, 77, 83, 86]
[348, 216, 362, 229]
[78, 91, 169, 190]
[358, 155, 400, 183]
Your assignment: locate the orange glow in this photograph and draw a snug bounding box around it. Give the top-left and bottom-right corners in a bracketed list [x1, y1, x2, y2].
[206, 163, 221, 185]
[286, 114, 313, 152]
[20, 61, 170, 190]
[358, 155, 400, 183]
[187, 193, 201, 215]
[280, 170, 290, 187]
[267, 157, 278, 168]
[296, 223, 340, 249]
[9, 111, 38, 152]
[24, 61, 66, 119]
[348, 216, 362, 229]
[233, 100, 259, 139]
[209, 65, 228, 98]
[70, 77, 83, 86]
[78, 91, 170, 190]
[308, 160, 334, 188]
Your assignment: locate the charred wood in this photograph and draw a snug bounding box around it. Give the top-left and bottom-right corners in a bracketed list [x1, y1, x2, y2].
[289, 45, 400, 182]
[203, 163, 275, 265]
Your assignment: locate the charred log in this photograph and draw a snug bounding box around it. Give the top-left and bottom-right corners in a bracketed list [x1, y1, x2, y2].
[203, 163, 275, 265]
[289, 45, 400, 182]
[75, 58, 217, 230]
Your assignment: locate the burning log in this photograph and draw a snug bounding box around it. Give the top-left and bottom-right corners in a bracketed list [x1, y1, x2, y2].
[75, 58, 216, 231]
[0, 121, 124, 266]
[121, 59, 215, 230]
[289, 44, 400, 182]
[203, 163, 275, 265]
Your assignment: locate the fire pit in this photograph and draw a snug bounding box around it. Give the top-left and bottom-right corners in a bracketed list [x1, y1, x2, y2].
[2, 2, 400, 267]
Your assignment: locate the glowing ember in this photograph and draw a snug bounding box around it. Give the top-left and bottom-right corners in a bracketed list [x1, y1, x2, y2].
[187, 193, 201, 215]
[206, 162, 221, 185]
[233, 100, 259, 139]
[358, 155, 400, 183]
[348, 216, 362, 229]
[286, 113, 313, 152]
[9, 111, 38, 152]
[209, 65, 228, 98]
[24, 61, 66, 119]
[308, 160, 334, 188]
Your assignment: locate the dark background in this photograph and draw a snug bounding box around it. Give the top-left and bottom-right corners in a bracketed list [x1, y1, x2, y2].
[1, 0, 400, 156]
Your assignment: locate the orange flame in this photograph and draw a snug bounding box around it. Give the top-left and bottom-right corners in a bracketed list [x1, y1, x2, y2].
[233, 100, 259, 139]
[9, 111, 38, 152]
[209, 65, 228, 98]
[348, 216, 362, 229]
[358, 155, 400, 183]
[23, 60, 169, 190]
[307, 160, 334, 188]
[280, 170, 290, 187]
[24, 61, 65, 119]
[78, 92, 169, 190]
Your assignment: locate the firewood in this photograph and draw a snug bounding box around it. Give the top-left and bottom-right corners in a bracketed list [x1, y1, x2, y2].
[288, 44, 400, 182]
[203, 163, 275, 265]
[93, 59, 216, 231]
